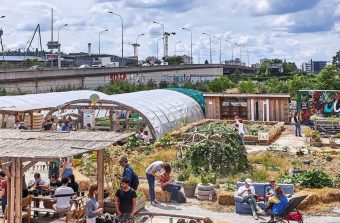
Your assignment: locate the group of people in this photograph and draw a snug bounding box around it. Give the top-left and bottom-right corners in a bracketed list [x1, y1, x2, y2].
[13, 116, 77, 132]
[236, 178, 289, 220]
[134, 130, 150, 144]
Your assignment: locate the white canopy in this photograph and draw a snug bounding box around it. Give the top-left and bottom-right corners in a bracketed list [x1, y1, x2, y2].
[0, 89, 204, 139]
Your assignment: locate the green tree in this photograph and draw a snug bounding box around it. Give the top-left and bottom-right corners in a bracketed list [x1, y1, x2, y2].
[287, 74, 317, 98]
[207, 76, 234, 92]
[260, 78, 288, 94]
[165, 56, 184, 65]
[316, 65, 340, 90]
[283, 62, 298, 76]
[332, 50, 340, 70]
[238, 81, 257, 93]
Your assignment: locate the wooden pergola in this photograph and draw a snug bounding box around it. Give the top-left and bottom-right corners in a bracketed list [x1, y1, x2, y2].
[0, 129, 133, 223]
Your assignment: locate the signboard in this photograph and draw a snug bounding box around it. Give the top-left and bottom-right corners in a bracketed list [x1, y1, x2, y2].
[258, 132, 269, 141]
[83, 109, 95, 128]
[47, 41, 60, 49]
[90, 94, 100, 105]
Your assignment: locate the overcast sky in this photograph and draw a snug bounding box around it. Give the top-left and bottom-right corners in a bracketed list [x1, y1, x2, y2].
[0, 0, 339, 66]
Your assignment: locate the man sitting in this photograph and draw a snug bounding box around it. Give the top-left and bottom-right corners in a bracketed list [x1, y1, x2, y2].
[53, 178, 74, 213]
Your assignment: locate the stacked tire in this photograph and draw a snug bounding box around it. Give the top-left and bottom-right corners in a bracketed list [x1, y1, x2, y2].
[196, 183, 215, 201]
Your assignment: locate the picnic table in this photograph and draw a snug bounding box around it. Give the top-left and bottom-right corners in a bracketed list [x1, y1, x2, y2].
[30, 194, 86, 214]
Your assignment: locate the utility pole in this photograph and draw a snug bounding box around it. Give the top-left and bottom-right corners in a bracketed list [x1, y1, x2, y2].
[51, 8, 54, 68]
[202, 33, 212, 64]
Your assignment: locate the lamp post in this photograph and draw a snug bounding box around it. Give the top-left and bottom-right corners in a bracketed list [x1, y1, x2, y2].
[0, 16, 5, 61]
[109, 11, 124, 65]
[57, 24, 68, 69]
[182, 28, 192, 64]
[156, 37, 163, 60]
[153, 21, 165, 60]
[98, 29, 108, 55]
[225, 40, 234, 61]
[202, 33, 212, 64]
[174, 41, 182, 56]
[213, 36, 222, 64]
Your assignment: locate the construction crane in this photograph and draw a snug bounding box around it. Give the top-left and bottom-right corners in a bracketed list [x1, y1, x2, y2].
[23, 24, 43, 59]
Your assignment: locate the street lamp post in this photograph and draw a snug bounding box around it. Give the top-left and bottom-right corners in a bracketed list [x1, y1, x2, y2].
[153, 21, 165, 60]
[57, 24, 68, 69]
[109, 11, 124, 66]
[182, 28, 192, 64]
[156, 37, 163, 60]
[225, 40, 234, 61]
[213, 36, 222, 64]
[98, 29, 108, 55]
[0, 16, 5, 61]
[202, 33, 212, 64]
[174, 41, 182, 56]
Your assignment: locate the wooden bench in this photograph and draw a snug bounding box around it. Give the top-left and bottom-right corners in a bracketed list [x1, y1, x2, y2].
[31, 207, 57, 214]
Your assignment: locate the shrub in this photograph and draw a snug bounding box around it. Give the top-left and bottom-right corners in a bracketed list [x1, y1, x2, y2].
[200, 172, 217, 185]
[298, 170, 334, 188]
[247, 124, 265, 136]
[186, 176, 199, 186]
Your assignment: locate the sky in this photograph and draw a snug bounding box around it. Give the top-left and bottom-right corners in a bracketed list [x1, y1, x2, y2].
[0, 0, 339, 66]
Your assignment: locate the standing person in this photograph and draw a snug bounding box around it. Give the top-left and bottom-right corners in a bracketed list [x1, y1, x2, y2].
[53, 178, 74, 213]
[0, 172, 7, 214]
[145, 161, 166, 205]
[67, 174, 79, 193]
[236, 178, 265, 220]
[119, 157, 138, 190]
[237, 119, 246, 144]
[294, 112, 302, 137]
[61, 156, 73, 179]
[115, 177, 137, 222]
[86, 184, 103, 221]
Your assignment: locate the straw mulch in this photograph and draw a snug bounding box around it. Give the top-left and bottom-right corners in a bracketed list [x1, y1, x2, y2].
[138, 184, 171, 203]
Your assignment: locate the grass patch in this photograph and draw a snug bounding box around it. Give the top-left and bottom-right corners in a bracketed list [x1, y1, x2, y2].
[248, 151, 291, 172]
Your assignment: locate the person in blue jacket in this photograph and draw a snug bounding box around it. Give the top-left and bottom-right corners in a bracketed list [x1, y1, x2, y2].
[265, 185, 288, 218]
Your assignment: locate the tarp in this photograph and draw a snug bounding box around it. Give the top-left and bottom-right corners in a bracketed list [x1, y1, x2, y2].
[167, 88, 206, 112]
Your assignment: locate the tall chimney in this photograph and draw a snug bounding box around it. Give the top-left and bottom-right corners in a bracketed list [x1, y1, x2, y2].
[88, 43, 91, 55]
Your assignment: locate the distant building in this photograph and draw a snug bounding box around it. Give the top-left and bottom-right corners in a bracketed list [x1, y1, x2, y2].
[181, 55, 193, 64]
[224, 58, 246, 66]
[62, 53, 137, 67]
[302, 60, 327, 74]
[260, 58, 271, 64]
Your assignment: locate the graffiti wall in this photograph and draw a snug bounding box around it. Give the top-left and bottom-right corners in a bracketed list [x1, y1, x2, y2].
[297, 90, 340, 123]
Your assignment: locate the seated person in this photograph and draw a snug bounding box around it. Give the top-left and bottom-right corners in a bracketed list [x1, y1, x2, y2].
[236, 178, 265, 220]
[28, 173, 48, 190]
[142, 131, 150, 144]
[265, 186, 288, 217]
[67, 174, 79, 193]
[53, 178, 74, 213]
[265, 178, 277, 201]
[86, 184, 103, 222]
[160, 165, 184, 203]
[43, 173, 61, 216]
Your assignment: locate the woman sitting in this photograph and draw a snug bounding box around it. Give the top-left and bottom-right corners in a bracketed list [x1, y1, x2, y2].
[86, 184, 103, 222]
[67, 174, 79, 193]
[160, 165, 185, 203]
[265, 186, 289, 218]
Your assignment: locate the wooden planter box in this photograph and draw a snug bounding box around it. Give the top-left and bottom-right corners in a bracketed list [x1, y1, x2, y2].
[104, 197, 146, 214]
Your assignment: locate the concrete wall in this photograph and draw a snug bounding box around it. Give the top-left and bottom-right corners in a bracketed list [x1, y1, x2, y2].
[0, 65, 223, 94]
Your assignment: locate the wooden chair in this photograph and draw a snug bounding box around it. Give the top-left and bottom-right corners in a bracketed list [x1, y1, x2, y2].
[75, 206, 86, 223]
[22, 196, 32, 223]
[65, 210, 76, 223]
[2, 196, 32, 223]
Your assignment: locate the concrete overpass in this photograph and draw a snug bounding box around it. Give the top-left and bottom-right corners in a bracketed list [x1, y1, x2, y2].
[0, 64, 257, 94]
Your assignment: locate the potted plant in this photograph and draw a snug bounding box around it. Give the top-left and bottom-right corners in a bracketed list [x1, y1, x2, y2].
[197, 173, 216, 201]
[183, 176, 199, 198]
[314, 133, 322, 147]
[304, 127, 314, 146]
[329, 136, 337, 149]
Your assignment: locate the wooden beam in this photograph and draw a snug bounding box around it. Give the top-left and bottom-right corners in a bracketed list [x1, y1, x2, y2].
[9, 158, 15, 223]
[2, 169, 11, 179]
[0, 161, 12, 169]
[21, 157, 59, 162]
[6, 165, 12, 223]
[97, 150, 104, 201]
[14, 158, 22, 223]
[29, 111, 34, 130]
[22, 161, 37, 173]
[109, 110, 113, 131]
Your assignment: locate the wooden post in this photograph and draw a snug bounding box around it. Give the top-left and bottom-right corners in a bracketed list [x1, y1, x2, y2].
[4, 163, 12, 223]
[109, 110, 113, 131]
[9, 158, 16, 223]
[14, 158, 22, 223]
[97, 150, 104, 201]
[29, 112, 34, 130]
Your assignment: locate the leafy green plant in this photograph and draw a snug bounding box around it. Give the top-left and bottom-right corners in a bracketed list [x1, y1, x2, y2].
[298, 170, 334, 188]
[124, 136, 141, 148]
[158, 134, 176, 147]
[200, 172, 217, 185]
[247, 124, 265, 136]
[186, 176, 199, 186]
[143, 144, 153, 155]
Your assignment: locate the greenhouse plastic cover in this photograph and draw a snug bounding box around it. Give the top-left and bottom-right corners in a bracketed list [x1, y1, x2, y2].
[105, 89, 204, 139]
[0, 89, 204, 139]
[0, 90, 108, 111]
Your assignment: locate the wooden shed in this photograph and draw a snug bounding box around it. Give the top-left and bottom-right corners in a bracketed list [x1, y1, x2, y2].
[204, 93, 291, 122]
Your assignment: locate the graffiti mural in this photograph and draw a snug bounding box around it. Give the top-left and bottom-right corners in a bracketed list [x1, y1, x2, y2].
[297, 90, 340, 123]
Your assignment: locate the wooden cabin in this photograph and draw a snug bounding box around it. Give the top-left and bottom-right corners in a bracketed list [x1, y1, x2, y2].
[204, 93, 291, 123]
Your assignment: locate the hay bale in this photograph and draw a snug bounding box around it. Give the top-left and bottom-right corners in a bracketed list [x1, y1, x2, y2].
[296, 188, 340, 210]
[138, 184, 171, 203]
[217, 191, 235, 205]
